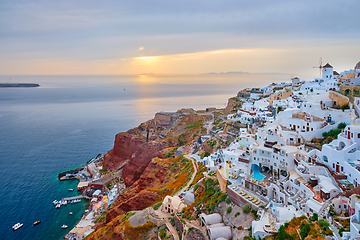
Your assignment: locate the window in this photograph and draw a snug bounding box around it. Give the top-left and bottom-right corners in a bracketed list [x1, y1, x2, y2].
[303, 126, 305, 129]
[311, 128, 313, 131]
[333, 163, 335, 168]
[341, 166, 344, 172]
[352, 133, 354, 138]
[358, 133, 360, 138]
[274, 163, 277, 166]
[254, 157, 256, 160]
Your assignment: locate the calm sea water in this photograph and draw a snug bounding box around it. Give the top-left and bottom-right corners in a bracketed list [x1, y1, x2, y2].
[0, 74, 288, 240]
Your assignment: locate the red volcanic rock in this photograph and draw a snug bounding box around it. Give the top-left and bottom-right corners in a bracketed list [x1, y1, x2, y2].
[103, 160, 168, 224]
[104, 132, 166, 187]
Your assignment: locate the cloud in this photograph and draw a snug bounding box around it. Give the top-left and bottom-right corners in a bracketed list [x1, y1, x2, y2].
[0, 0, 359, 74]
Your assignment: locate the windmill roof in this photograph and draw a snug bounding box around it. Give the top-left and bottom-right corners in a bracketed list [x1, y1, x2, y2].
[323, 63, 333, 68]
[333, 71, 340, 75]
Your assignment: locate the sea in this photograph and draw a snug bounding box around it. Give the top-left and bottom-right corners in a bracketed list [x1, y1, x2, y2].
[0, 74, 289, 240]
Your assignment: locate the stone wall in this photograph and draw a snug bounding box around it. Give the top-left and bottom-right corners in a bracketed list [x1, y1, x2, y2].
[329, 90, 350, 106]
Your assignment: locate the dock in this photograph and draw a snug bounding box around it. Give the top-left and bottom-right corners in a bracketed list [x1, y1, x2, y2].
[62, 195, 91, 201]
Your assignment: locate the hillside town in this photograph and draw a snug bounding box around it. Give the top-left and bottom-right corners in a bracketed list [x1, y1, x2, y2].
[191, 60, 360, 240]
[65, 61, 360, 240]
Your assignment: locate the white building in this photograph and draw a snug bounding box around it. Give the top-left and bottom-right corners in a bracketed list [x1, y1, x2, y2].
[317, 124, 360, 188]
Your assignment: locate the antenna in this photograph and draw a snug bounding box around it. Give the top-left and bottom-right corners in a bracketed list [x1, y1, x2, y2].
[313, 57, 322, 76]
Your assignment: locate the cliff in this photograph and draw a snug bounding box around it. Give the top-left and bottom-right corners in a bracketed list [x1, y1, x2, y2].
[86, 110, 211, 239]
[103, 132, 167, 187]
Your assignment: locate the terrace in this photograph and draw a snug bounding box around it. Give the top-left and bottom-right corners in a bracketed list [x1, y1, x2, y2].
[227, 184, 268, 208]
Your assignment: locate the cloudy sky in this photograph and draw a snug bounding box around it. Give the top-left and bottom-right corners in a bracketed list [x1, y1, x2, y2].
[0, 0, 359, 76]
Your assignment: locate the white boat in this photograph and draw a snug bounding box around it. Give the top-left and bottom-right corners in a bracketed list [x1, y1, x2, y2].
[12, 223, 23, 231]
[55, 204, 61, 208]
[61, 224, 68, 229]
[68, 189, 74, 191]
[53, 200, 58, 205]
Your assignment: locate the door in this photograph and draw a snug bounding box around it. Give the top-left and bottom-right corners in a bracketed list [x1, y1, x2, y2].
[336, 164, 340, 173]
[306, 127, 309, 132]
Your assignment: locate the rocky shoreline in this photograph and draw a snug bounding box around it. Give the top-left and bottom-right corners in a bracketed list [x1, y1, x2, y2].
[60, 103, 243, 239]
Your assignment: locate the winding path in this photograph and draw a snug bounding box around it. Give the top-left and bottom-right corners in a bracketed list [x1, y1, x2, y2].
[154, 156, 198, 240]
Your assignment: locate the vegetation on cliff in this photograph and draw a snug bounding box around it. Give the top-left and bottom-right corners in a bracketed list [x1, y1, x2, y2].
[86, 154, 194, 240]
[262, 215, 333, 240]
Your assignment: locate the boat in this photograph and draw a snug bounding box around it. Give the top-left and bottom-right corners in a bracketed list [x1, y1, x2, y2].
[68, 189, 74, 191]
[69, 212, 73, 215]
[12, 223, 23, 231]
[56, 203, 61, 208]
[33, 221, 41, 226]
[61, 225, 68, 229]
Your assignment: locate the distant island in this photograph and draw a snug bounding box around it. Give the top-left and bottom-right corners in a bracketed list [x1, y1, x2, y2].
[0, 83, 40, 88]
[201, 71, 289, 75]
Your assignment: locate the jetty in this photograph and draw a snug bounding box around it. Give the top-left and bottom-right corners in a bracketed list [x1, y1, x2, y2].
[62, 195, 91, 201]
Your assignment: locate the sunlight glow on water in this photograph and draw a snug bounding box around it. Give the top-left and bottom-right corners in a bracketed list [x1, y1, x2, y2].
[0, 74, 288, 239]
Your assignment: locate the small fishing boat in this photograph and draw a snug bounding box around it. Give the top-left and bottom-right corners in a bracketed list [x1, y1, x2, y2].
[33, 221, 41, 226]
[68, 189, 74, 192]
[12, 223, 23, 231]
[56, 204, 61, 209]
[69, 212, 73, 215]
[61, 224, 68, 229]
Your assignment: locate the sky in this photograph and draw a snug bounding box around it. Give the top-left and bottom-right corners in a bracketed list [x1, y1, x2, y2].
[0, 0, 359, 76]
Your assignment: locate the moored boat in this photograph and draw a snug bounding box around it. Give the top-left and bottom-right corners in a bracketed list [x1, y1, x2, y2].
[68, 188, 74, 191]
[61, 224, 68, 229]
[12, 223, 23, 231]
[33, 220, 41, 226]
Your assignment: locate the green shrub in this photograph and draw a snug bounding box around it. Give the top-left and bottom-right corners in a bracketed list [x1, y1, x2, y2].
[225, 197, 231, 204]
[338, 122, 347, 129]
[226, 206, 232, 214]
[235, 212, 240, 217]
[317, 219, 330, 229]
[339, 227, 345, 236]
[311, 213, 318, 221]
[153, 202, 162, 210]
[276, 225, 291, 240]
[243, 205, 251, 214]
[159, 229, 166, 239]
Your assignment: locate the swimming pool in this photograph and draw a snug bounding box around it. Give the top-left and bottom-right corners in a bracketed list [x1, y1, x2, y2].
[250, 164, 265, 181]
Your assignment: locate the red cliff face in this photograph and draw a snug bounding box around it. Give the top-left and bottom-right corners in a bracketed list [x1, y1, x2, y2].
[103, 132, 166, 187]
[104, 159, 168, 224]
